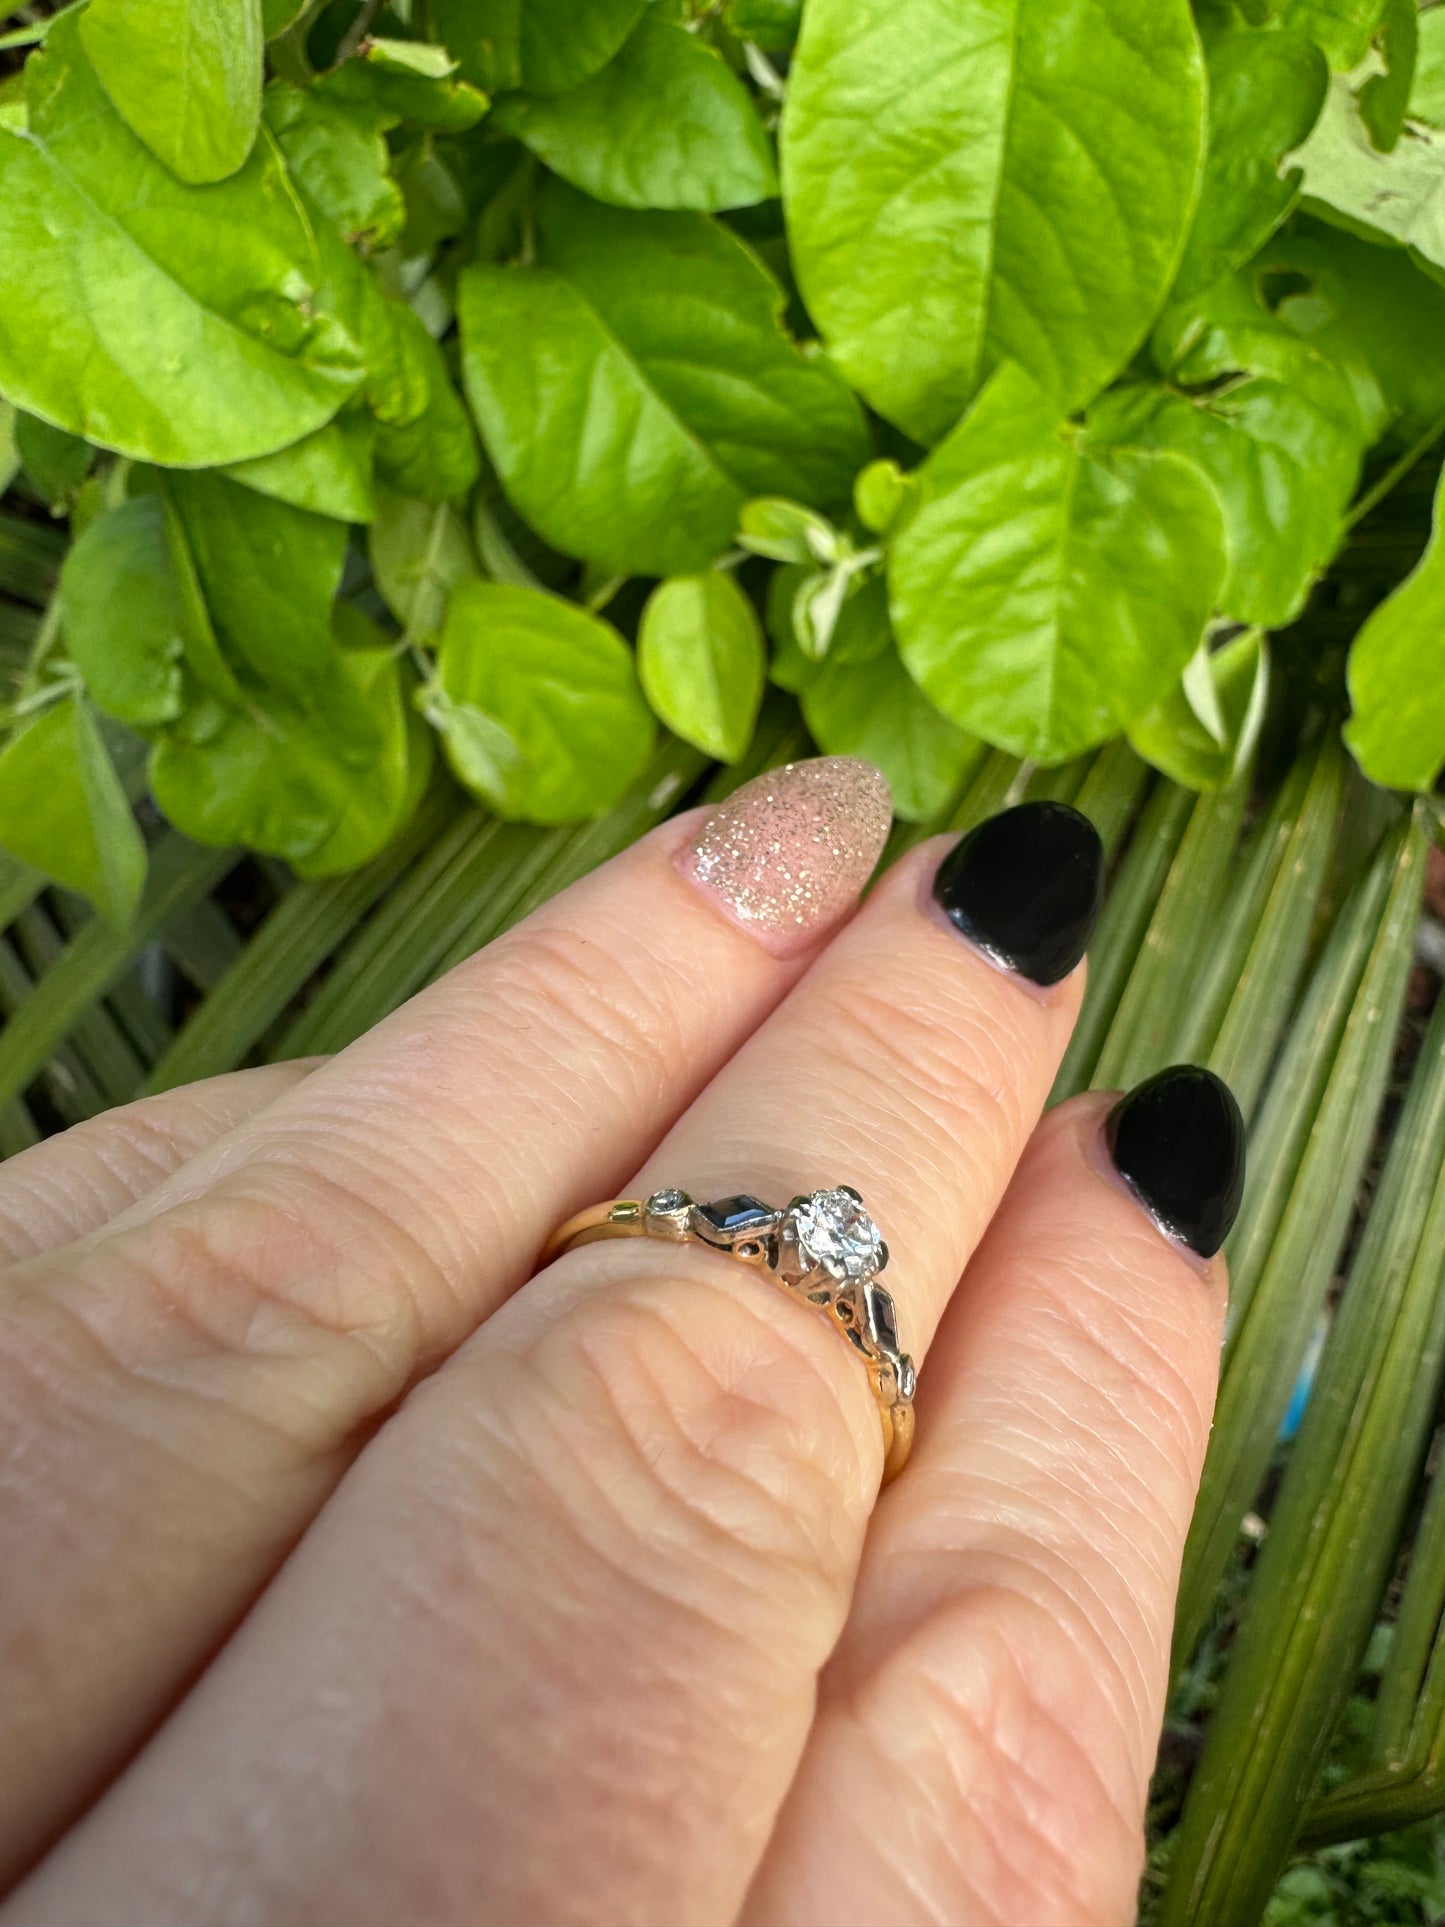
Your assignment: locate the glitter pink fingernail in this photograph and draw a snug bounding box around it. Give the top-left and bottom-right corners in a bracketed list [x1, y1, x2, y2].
[677, 757, 893, 956]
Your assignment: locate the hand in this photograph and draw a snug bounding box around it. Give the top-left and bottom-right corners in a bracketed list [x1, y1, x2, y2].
[0, 758, 1243, 1927]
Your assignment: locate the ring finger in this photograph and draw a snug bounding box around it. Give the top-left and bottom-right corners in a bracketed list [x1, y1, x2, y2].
[12, 803, 1106, 1927]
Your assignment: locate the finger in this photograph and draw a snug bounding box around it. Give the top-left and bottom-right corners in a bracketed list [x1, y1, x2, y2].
[0, 1064, 322, 1264]
[12, 804, 1105, 1927]
[745, 1071, 1244, 1927]
[0, 758, 892, 1885]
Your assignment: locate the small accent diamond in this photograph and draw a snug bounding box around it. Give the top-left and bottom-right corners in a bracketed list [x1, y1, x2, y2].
[793, 1189, 883, 1282]
[646, 1188, 689, 1215]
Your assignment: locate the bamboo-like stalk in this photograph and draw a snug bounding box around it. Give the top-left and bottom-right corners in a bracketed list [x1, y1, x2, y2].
[147, 780, 464, 1091]
[1091, 775, 1250, 1093]
[1160, 924, 1445, 1924]
[1172, 811, 1428, 1673]
[1051, 777, 1185, 1102]
[0, 835, 235, 1113]
[1177, 735, 1344, 1115]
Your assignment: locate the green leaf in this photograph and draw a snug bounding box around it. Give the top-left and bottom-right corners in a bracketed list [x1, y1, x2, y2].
[416, 685, 526, 809]
[1289, 74, 1445, 273]
[1278, 0, 1388, 69]
[369, 308, 479, 504]
[767, 564, 890, 691]
[1127, 628, 1270, 789]
[435, 581, 654, 821]
[459, 180, 868, 576]
[161, 472, 347, 698]
[1345, 463, 1445, 790]
[724, 0, 800, 52]
[1156, 218, 1445, 439]
[780, 0, 1207, 443]
[14, 410, 91, 507]
[1171, 21, 1327, 305]
[369, 486, 479, 636]
[265, 81, 406, 249]
[0, 67, 25, 136]
[638, 571, 764, 762]
[737, 497, 840, 565]
[492, 12, 776, 212]
[0, 13, 363, 466]
[888, 362, 1227, 763]
[1358, 0, 1417, 152]
[261, 0, 307, 35]
[853, 459, 917, 538]
[222, 415, 376, 522]
[59, 495, 186, 726]
[802, 642, 973, 821]
[432, 0, 644, 95]
[150, 644, 422, 872]
[1409, 5, 1445, 126]
[0, 695, 146, 925]
[395, 145, 468, 256]
[0, 399, 16, 494]
[79, 0, 263, 185]
[1088, 372, 1362, 626]
[316, 37, 489, 134]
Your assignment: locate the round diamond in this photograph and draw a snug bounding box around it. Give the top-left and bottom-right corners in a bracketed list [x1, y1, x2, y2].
[646, 1188, 688, 1215]
[792, 1189, 882, 1281]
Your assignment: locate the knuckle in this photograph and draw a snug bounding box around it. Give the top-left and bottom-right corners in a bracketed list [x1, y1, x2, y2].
[502, 1251, 873, 1617]
[36, 1165, 435, 1452]
[849, 1588, 1145, 1925]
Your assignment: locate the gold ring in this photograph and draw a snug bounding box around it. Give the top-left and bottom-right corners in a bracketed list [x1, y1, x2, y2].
[542, 1188, 915, 1483]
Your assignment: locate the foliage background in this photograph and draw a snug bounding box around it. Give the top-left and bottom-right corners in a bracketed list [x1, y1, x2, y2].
[4, 0, 1445, 1920]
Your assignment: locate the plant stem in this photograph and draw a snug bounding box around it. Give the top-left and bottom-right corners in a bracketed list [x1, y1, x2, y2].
[1345, 415, 1445, 531]
[336, 0, 385, 62]
[18, 594, 62, 701]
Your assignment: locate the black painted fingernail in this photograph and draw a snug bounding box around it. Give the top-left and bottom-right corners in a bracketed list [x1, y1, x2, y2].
[932, 801, 1103, 986]
[1106, 1066, 1246, 1259]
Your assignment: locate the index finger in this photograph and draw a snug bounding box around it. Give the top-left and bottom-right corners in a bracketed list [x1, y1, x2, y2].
[0, 757, 891, 1885]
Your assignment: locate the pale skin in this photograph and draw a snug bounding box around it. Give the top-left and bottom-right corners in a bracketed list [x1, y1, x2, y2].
[0, 763, 1225, 1927]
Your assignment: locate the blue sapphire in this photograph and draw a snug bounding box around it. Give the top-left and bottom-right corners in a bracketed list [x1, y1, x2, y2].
[863, 1283, 901, 1355]
[696, 1195, 774, 1238]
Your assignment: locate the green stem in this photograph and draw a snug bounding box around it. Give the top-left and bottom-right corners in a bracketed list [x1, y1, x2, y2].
[18, 595, 63, 701]
[335, 0, 385, 62]
[1345, 415, 1445, 531]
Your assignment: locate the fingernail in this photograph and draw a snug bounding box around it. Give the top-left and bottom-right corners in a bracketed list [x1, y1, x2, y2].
[1106, 1066, 1246, 1259]
[679, 757, 893, 956]
[932, 800, 1103, 986]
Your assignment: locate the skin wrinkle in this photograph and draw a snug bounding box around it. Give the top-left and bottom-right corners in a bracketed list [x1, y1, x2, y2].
[810, 1600, 1139, 1926]
[998, 1309, 1213, 1487]
[983, 1340, 1198, 1532]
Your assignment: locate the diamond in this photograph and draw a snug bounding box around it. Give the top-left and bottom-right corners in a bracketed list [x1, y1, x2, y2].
[792, 1189, 882, 1282]
[646, 1188, 689, 1215]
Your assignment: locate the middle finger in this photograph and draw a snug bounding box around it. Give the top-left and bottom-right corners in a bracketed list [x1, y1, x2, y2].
[13, 804, 1103, 1927]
